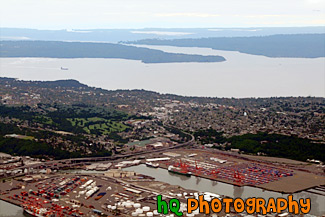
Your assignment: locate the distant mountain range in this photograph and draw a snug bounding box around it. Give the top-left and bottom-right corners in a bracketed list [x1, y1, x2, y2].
[0, 41, 225, 63]
[127, 34, 325, 58]
[1, 27, 324, 43]
[1, 29, 324, 60]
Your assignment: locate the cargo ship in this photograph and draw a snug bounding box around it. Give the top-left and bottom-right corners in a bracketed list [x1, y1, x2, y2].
[146, 162, 159, 168]
[22, 204, 49, 217]
[168, 165, 192, 177]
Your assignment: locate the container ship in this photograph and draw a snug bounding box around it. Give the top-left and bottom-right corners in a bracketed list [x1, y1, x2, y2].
[145, 162, 159, 168]
[22, 204, 49, 217]
[168, 165, 192, 177]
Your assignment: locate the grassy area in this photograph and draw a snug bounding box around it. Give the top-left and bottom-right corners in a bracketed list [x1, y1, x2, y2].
[68, 117, 128, 135]
[20, 136, 35, 140]
[34, 115, 54, 125]
[0, 104, 130, 137]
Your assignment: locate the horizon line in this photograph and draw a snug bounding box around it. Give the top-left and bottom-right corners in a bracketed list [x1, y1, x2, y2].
[1, 77, 324, 100]
[1, 26, 325, 31]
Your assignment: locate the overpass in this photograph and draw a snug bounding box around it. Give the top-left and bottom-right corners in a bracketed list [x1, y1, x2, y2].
[3, 132, 194, 177]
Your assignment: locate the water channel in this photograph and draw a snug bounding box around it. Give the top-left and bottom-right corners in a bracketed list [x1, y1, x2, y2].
[124, 164, 325, 216]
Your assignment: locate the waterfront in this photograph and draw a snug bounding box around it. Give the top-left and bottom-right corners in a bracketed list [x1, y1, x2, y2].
[0, 173, 199, 217]
[124, 164, 325, 216]
[0, 46, 324, 98]
[0, 200, 25, 217]
[0, 165, 324, 216]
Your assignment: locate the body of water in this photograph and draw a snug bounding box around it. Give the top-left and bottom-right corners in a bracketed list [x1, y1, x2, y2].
[124, 164, 325, 216]
[0, 45, 324, 98]
[0, 200, 25, 217]
[0, 45, 324, 215]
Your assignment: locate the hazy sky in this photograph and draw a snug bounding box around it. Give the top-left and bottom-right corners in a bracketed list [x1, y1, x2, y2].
[1, 0, 324, 29]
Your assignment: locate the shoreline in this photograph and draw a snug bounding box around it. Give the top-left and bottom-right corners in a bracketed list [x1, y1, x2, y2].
[0, 197, 22, 207]
[0, 198, 23, 213]
[59, 165, 316, 195]
[149, 164, 318, 195]
[1, 56, 325, 98]
[1, 170, 324, 217]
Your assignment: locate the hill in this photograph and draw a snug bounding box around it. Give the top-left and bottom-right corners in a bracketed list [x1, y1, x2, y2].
[0, 77, 324, 160]
[1, 78, 89, 89]
[127, 34, 325, 58]
[1, 27, 324, 43]
[0, 40, 225, 63]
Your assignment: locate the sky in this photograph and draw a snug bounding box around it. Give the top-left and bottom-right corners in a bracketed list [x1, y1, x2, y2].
[0, 0, 324, 29]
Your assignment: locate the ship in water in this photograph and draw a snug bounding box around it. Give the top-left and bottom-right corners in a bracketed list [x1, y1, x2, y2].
[22, 204, 49, 217]
[168, 165, 192, 177]
[60, 67, 69, 70]
[146, 162, 159, 168]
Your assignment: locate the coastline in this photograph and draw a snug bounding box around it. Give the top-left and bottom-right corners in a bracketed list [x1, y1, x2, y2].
[155, 163, 321, 195]
[0, 197, 22, 208]
[0, 197, 25, 217]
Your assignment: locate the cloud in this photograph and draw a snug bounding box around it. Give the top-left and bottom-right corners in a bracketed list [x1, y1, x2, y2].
[66, 29, 92, 33]
[305, 0, 323, 3]
[130, 31, 194, 36]
[208, 28, 262, 32]
[155, 13, 220, 18]
[243, 14, 302, 18]
[310, 19, 325, 24]
[0, 36, 31, 40]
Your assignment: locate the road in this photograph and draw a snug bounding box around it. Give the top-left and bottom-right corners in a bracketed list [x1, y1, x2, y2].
[3, 130, 195, 177]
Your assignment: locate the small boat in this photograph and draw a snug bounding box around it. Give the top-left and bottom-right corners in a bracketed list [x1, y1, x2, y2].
[168, 165, 192, 177]
[60, 67, 69, 70]
[146, 162, 159, 168]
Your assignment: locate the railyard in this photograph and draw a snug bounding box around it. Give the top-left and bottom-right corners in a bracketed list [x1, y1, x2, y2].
[0, 172, 222, 216]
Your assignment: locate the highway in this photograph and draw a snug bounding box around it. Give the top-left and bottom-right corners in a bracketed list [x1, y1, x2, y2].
[3, 131, 195, 177]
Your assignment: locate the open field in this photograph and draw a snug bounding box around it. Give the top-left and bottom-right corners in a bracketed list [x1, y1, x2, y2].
[68, 117, 129, 134]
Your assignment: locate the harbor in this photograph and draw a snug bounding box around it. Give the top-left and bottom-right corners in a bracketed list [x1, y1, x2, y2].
[0, 172, 216, 217]
[124, 164, 325, 216]
[1, 148, 324, 216]
[1, 164, 324, 216]
[131, 149, 325, 194]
